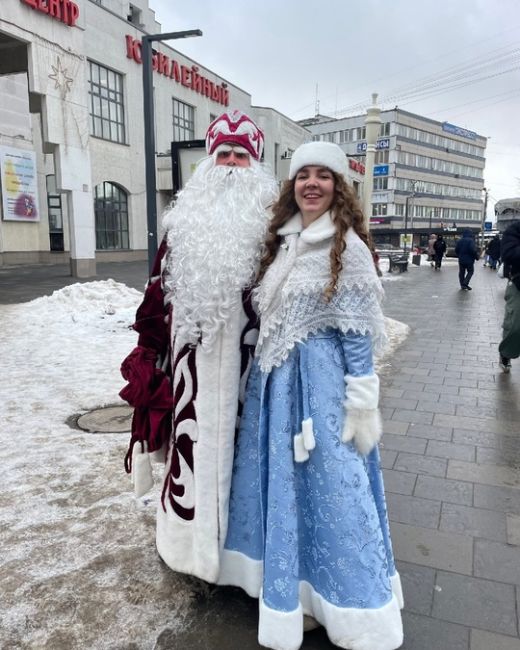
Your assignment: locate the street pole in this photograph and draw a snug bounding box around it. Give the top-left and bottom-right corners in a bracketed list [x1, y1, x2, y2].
[142, 29, 202, 275]
[403, 180, 418, 254]
[479, 186, 489, 251]
[363, 93, 381, 230]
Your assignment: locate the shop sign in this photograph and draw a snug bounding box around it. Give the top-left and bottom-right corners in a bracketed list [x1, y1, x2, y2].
[370, 217, 390, 225]
[348, 158, 365, 174]
[20, 0, 80, 27]
[0, 146, 40, 222]
[125, 36, 229, 107]
[356, 138, 390, 153]
[442, 122, 477, 141]
[374, 164, 389, 176]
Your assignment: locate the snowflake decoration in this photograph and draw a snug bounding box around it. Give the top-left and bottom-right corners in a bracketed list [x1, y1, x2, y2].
[49, 57, 73, 95]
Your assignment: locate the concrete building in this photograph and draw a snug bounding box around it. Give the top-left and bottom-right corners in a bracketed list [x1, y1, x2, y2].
[300, 108, 487, 249]
[0, 0, 309, 274]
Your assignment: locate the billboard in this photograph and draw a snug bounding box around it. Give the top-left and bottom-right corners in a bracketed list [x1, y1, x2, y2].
[0, 146, 40, 222]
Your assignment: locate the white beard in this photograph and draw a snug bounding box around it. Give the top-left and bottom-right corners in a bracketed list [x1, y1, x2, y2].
[162, 161, 278, 349]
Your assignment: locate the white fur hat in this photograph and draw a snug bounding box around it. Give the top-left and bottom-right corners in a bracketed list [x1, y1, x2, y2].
[289, 141, 349, 180]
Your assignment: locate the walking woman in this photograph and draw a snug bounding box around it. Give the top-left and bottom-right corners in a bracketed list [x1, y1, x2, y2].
[219, 142, 404, 650]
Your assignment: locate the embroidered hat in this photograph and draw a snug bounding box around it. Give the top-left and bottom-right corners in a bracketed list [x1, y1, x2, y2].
[289, 141, 349, 180]
[206, 110, 264, 160]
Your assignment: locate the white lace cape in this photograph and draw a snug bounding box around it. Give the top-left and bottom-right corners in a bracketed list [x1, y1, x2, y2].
[255, 224, 387, 373]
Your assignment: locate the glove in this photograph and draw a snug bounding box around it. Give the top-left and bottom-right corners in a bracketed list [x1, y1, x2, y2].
[342, 373, 383, 455]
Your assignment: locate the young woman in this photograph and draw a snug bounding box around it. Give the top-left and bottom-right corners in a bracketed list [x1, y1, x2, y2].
[218, 142, 404, 650]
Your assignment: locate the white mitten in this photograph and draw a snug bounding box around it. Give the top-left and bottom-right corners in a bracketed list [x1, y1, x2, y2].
[342, 374, 382, 455]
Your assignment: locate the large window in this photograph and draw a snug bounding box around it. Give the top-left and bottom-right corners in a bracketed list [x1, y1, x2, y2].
[94, 182, 129, 250]
[88, 61, 126, 144]
[173, 99, 195, 141]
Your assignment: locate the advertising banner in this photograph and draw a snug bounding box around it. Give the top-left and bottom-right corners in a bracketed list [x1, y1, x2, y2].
[0, 146, 40, 222]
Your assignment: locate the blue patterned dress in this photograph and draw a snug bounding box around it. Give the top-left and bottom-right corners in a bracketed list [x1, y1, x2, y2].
[219, 329, 403, 650]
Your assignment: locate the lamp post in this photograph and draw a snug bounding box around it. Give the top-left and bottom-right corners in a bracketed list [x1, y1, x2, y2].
[143, 29, 202, 275]
[479, 186, 489, 250]
[363, 93, 381, 229]
[403, 180, 418, 253]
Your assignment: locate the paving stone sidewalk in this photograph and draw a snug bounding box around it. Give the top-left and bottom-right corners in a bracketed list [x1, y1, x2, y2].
[379, 258, 520, 650]
[2, 257, 519, 649]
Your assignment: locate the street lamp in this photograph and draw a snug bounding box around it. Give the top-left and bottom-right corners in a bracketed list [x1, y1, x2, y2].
[363, 93, 381, 229]
[403, 180, 418, 253]
[143, 29, 203, 274]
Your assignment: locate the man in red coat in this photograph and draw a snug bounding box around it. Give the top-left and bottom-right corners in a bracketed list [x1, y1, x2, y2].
[120, 110, 278, 582]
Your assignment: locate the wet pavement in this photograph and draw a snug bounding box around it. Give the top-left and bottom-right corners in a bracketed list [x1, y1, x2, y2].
[2, 257, 520, 650]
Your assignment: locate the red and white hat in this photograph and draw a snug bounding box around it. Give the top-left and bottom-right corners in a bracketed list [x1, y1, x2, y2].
[206, 110, 264, 161]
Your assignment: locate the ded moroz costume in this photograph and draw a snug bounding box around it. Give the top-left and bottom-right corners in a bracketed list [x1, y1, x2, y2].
[120, 110, 278, 583]
[218, 142, 404, 650]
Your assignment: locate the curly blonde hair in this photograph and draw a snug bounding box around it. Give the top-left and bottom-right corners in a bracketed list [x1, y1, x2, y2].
[258, 172, 373, 300]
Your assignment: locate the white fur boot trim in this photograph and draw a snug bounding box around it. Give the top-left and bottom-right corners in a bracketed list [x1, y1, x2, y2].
[342, 407, 383, 456]
[293, 433, 309, 463]
[259, 597, 303, 650]
[131, 446, 154, 497]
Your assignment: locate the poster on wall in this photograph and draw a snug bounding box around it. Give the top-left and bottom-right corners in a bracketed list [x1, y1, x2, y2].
[0, 146, 40, 222]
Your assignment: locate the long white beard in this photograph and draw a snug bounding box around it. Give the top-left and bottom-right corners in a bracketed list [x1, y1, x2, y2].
[163, 162, 278, 349]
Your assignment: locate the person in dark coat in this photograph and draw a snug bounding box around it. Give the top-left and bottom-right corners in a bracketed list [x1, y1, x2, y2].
[454, 230, 480, 290]
[486, 234, 501, 270]
[433, 234, 447, 269]
[498, 222, 520, 372]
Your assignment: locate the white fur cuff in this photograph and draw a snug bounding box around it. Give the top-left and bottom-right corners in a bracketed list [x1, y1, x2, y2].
[342, 407, 383, 455]
[131, 446, 154, 497]
[344, 373, 380, 410]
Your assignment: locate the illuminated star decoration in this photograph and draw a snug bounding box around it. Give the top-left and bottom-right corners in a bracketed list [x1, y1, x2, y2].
[49, 57, 73, 95]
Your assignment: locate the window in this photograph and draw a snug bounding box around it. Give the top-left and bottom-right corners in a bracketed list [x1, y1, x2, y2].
[375, 150, 389, 164]
[127, 4, 142, 25]
[46, 175, 64, 252]
[173, 99, 195, 141]
[94, 182, 129, 250]
[88, 61, 125, 144]
[373, 177, 388, 190]
[372, 203, 388, 216]
[380, 122, 390, 136]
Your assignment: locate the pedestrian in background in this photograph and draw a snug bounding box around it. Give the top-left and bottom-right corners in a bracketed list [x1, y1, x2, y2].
[427, 233, 437, 267]
[455, 229, 480, 290]
[498, 222, 520, 373]
[433, 234, 447, 269]
[219, 142, 404, 650]
[486, 234, 501, 271]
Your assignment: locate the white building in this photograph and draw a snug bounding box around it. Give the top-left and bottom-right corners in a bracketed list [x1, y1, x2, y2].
[0, 0, 309, 275]
[300, 108, 487, 249]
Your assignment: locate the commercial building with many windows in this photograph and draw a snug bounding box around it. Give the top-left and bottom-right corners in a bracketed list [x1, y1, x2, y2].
[0, 0, 309, 274]
[300, 108, 487, 249]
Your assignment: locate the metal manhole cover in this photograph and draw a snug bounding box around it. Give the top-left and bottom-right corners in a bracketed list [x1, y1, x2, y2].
[76, 405, 133, 433]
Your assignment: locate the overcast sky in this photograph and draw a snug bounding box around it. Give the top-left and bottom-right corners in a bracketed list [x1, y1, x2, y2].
[150, 0, 520, 216]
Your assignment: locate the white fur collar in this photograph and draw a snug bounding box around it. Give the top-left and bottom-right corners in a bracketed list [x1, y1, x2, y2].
[277, 211, 336, 244]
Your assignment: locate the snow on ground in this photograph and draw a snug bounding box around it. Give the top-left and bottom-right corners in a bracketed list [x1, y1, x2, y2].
[0, 278, 409, 649]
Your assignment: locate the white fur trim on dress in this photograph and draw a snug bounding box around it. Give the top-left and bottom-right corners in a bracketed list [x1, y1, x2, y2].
[219, 548, 404, 650]
[342, 374, 382, 455]
[293, 417, 316, 462]
[260, 580, 403, 650]
[218, 549, 263, 597]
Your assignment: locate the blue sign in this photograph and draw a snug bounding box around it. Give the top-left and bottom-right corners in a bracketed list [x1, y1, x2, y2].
[442, 122, 477, 141]
[356, 138, 390, 154]
[484, 221, 493, 231]
[374, 164, 389, 176]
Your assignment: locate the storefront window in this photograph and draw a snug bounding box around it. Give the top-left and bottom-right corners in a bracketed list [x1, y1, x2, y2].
[94, 182, 129, 250]
[88, 61, 126, 144]
[46, 175, 64, 252]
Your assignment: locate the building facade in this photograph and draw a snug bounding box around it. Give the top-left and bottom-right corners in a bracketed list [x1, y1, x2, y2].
[0, 0, 309, 273]
[300, 109, 487, 249]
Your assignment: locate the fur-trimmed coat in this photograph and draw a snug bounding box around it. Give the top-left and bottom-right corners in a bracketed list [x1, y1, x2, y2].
[120, 239, 258, 582]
